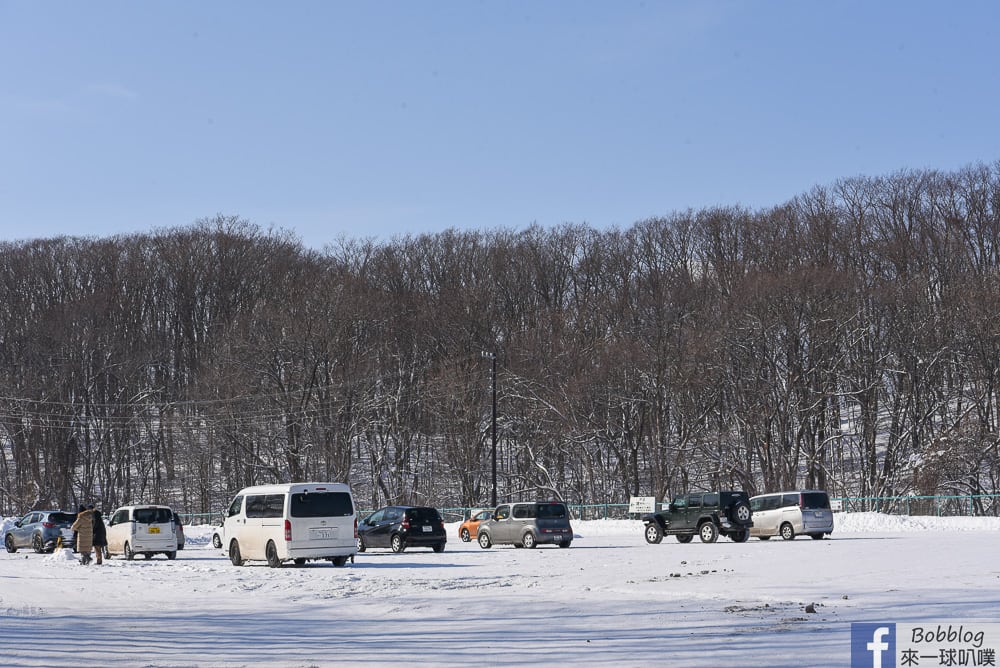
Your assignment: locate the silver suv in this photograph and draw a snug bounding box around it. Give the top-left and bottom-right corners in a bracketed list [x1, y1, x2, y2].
[476, 501, 573, 549]
[4, 510, 78, 553]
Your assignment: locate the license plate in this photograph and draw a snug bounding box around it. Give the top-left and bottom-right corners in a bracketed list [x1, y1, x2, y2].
[422, 526, 432, 533]
[148, 527, 160, 534]
[310, 528, 337, 540]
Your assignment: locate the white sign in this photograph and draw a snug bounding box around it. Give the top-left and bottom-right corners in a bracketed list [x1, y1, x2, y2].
[628, 496, 656, 514]
[830, 499, 843, 512]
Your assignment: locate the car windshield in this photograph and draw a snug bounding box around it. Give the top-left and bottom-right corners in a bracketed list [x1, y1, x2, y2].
[801, 492, 831, 510]
[134, 508, 173, 524]
[290, 492, 354, 518]
[536, 503, 567, 519]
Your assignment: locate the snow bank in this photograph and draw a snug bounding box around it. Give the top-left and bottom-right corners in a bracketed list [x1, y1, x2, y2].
[834, 511, 1000, 532]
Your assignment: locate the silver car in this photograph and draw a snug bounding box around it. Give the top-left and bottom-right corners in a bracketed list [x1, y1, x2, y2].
[749, 490, 834, 540]
[476, 501, 573, 549]
[4, 510, 78, 553]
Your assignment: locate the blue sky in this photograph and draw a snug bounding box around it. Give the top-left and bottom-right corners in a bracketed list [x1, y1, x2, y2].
[2, 1, 998, 250]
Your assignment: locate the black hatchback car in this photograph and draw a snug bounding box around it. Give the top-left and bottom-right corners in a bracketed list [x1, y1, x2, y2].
[356, 506, 447, 553]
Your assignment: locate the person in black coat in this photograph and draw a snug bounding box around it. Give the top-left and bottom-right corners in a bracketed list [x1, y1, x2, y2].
[90, 505, 108, 565]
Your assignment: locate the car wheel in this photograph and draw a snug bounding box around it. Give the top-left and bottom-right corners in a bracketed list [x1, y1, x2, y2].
[356, 536, 366, 553]
[332, 556, 348, 567]
[266, 541, 282, 568]
[212, 534, 222, 549]
[460, 528, 471, 542]
[699, 522, 719, 543]
[780, 523, 795, 541]
[676, 534, 694, 543]
[32, 533, 45, 553]
[730, 529, 749, 543]
[125, 542, 135, 561]
[144, 552, 152, 560]
[732, 502, 751, 523]
[167, 551, 177, 560]
[758, 536, 771, 541]
[522, 532, 537, 549]
[644, 523, 663, 544]
[559, 540, 572, 548]
[229, 540, 245, 567]
[294, 558, 307, 566]
[478, 531, 492, 549]
[5, 534, 17, 553]
[390, 534, 406, 553]
[810, 533, 825, 540]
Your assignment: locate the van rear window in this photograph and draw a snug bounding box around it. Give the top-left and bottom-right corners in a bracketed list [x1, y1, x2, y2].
[290, 492, 354, 518]
[801, 492, 831, 510]
[134, 508, 173, 524]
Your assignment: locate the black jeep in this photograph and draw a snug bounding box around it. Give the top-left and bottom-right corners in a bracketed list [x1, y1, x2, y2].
[642, 490, 753, 544]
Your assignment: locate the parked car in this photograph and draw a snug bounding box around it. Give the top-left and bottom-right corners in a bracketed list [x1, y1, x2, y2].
[4, 510, 78, 553]
[476, 501, 573, 549]
[173, 511, 185, 550]
[106, 505, 178, 560]
[642, 491, 753, 544]
[211, 519, 226, 549]
[458, 509, 493, 542]
[356, 506, 447, 553]
[224, 482, 357, 567]
[749, 490, 834, 540]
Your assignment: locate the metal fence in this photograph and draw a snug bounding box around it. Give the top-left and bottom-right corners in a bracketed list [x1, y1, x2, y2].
[176, 494, 1000, 525]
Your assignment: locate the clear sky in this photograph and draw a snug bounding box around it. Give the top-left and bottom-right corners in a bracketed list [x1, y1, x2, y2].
[2, 1, 998, 250]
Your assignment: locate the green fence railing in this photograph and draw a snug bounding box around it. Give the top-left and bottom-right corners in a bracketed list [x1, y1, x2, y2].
[175, 494, 1000, 525]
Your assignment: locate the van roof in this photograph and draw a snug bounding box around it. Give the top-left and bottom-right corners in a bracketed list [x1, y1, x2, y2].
[750, 490, 829, 499]
[235, 482, 352, 495]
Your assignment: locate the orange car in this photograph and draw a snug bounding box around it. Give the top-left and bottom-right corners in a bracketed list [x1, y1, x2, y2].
[458, 509, 494, 542]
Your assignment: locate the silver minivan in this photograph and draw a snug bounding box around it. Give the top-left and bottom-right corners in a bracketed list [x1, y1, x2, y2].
[748, 490, 834, 540]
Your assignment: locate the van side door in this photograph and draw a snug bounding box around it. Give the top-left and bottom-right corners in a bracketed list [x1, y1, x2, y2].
[106, 509, 131, 553]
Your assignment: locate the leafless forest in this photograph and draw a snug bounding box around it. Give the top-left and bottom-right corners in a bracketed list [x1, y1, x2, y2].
[3, 164, 1000, 516]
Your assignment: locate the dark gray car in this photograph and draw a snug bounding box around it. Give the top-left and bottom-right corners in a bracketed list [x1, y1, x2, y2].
[476, 501, 573, 549]
[4, 510, 78, 553]
[642, 490, 753, 544]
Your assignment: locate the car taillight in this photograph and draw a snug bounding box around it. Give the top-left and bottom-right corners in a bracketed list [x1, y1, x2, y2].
[284, 519, 292, 541]
[401, 517, 410, 530]
[42, 522, 55, 528]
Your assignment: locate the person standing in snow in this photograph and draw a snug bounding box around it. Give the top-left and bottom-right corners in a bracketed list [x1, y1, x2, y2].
[90, 505, 107, 565]
[71, 505, 95, 565]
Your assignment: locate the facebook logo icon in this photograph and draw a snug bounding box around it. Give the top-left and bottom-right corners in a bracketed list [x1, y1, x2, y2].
[851, 623, 896, 668]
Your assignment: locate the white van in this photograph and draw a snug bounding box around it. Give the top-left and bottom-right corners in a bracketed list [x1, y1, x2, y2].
[106, 505, 178, 560]
[223, 482, 357, 567]
[749, 490, 834, 540]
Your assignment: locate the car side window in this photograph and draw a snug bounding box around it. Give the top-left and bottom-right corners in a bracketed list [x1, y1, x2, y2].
[672, 497, 687, 509]
[245, 496, 266, 518]
[764, 496, 781, 511]
[495, 505, 510, 520]
[513, 505, 535, 519]
[111, 509, 129, 525]
[783, 493, 799, 508]
[227, 496, 244, 517]
[263, 494, 285, 518]
[688, 495, 702, 509]
[750, 498, 763, 513]
[475, 511, 492, 521]
[703, 493, 719, 507]
[367, 510, 384, 524]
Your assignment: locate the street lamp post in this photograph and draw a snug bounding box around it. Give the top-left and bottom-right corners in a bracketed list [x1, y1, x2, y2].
[483, 351, 497, 507]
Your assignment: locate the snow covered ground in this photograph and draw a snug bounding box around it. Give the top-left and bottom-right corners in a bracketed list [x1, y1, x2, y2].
[2, 513, 999, 667]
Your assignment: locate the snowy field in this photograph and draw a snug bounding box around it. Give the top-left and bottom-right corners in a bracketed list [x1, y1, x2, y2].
[2, 513, 999, 667]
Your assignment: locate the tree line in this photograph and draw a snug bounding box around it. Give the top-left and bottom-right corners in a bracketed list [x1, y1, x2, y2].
[2, 162, 1000, 517]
